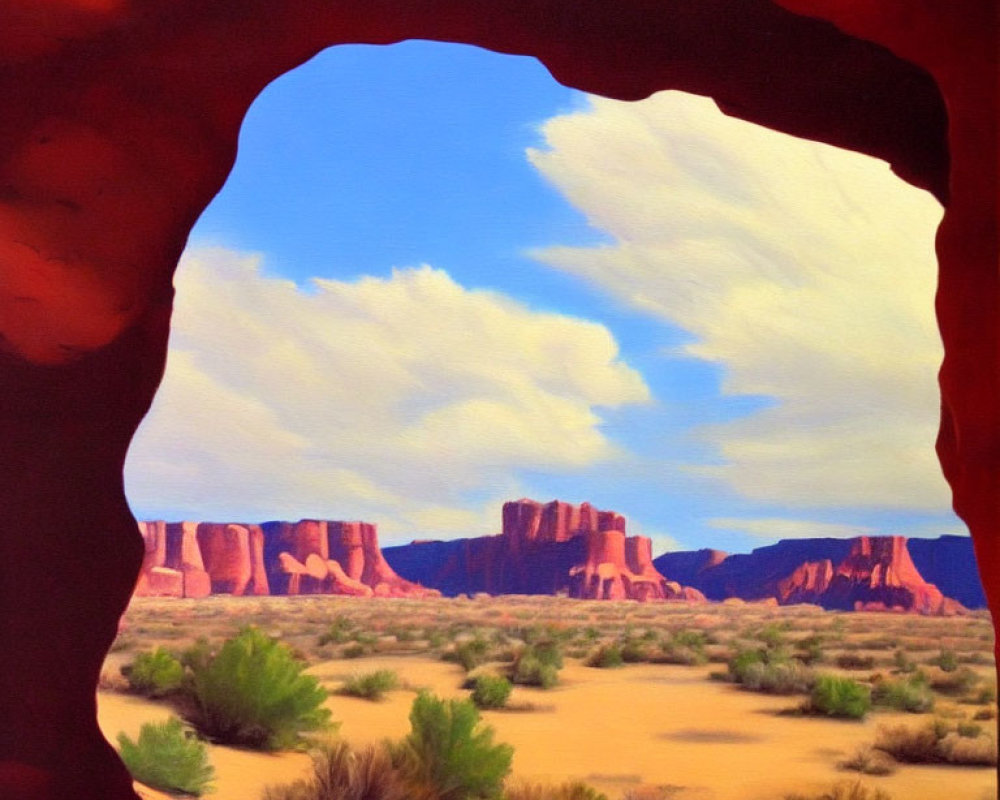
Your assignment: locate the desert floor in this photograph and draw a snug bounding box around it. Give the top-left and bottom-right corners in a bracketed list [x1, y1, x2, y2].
[99, 596, 998, 800]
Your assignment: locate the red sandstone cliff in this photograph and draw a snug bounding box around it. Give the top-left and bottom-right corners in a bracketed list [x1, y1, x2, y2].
[133, 518, 436, 599]
[824, 536, 962, 614]
[384, 499, 704, 602]
[134, 520, 212, 598]
[770, 536, 965, 614]
[659, 535, 965, 614]
[521, 499, 702, 601]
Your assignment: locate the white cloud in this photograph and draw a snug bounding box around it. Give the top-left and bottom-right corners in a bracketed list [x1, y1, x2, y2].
[528, 91, 948, 511]
[708, 517, 874, 541]
[125, 248, 648, 541]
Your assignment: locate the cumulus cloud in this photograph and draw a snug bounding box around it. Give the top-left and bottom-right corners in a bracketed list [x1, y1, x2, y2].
[708, 517, 874, 541]
[528, 91, 948, 511]
[125, 248, 648, 540]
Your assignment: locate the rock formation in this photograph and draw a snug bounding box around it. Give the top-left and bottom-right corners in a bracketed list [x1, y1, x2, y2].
[649, 548, 728, 589]
[656, 535, 967, 614]
[134, 519, 435, 599]
[0, 2, 993, 798]
[385, 498, 704, 602]
[656, 538, 855, 601]
[134, 521, 211, 599]
[824, 536, 960, 613]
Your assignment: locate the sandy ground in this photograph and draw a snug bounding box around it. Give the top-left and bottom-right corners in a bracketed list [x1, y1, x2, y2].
[98, 653, 997, 800]
[98, 693, 312, 799]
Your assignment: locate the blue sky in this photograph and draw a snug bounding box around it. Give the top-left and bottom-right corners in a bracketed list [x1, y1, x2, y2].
[124, 41, 964, 556]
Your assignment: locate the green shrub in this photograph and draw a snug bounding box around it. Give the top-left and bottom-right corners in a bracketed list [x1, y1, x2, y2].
[504, 780, 608, 800]
[510, 643, 561, 688]
[652, 630, 708, 666]
[727, 648, 767, 682]
[394, 692, 513, 800]
[342, 644, 368, 659]
[795, 635, 825, 666]
[446, 638, 491, 672]
[122, 647, 185, 698]
[653, 643, 708, 666]
[891, 649, 915, 673]
[391, 626, 417, 643]
[188, 627, 332, 750]
[806, 675, 871, 719]
[620, 639, 650, 663]
[740, 660, 814, 695]
[472, 675, 513, 710]
[586, 644, 624, 669]
[523, 641, 563, 669]
[339, 670, 399, 701]
[511, 655, 559, 689]
[756, 623, 787, 649]
[872, 675, 934, 713]
[727, 647, 803, 688]
[933, 649, 959, 672]
[672, 630, 707, 649]
[318, 616, 356, 646]
[262, 741, 433, 800]
[181, 638, 215, 674]
[117, 717, 214, 796]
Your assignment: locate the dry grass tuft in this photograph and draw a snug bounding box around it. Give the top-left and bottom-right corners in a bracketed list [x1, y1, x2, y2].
[784, 779, 892, 800]
[503, 779, 608, 800]
[838, 746, 895, 776]
[262, 741, 434, 800]
[874, 721, 998, 767]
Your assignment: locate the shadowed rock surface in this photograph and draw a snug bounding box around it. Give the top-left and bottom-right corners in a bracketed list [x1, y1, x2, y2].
[908, 535, 987, 608]
[655, 535, 973, 612]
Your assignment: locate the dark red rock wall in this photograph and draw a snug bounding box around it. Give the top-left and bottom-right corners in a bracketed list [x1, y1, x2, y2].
[0, 1, 994, 798]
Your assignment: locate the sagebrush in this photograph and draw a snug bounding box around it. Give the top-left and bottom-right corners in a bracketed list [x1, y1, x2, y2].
[339, 670, 399, 701]
[122, 647, 185, 698]
[394, 692, 513, 800]
[188, 626, 332, 750]
[805, 675, 870, 719]
[117, 717, 215, 796]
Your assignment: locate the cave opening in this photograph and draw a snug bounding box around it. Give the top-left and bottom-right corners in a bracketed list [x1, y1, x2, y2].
[115, 37, 979, 797]
[0, 3, 994, 799]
